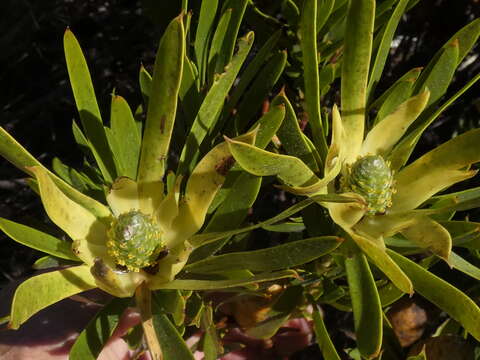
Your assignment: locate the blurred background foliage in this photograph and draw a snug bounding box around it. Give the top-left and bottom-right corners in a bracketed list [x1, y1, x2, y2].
[0, 0, 479, 294]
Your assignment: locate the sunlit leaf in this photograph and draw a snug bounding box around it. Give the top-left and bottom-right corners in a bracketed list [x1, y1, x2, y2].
[9, 265, 96, 329]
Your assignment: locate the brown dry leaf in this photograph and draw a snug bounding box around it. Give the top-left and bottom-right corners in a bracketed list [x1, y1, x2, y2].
[387, 297, 428, 347]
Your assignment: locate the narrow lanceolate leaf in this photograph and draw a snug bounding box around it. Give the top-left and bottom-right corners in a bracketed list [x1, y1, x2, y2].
[311, 303, 341, 360]
[350, 232, 413, 295]
[341, 0, 375, 163]
[154, 270, 296, 290]
[388, 249, 480, 341]
[185, 236, 342, 274]
[346, 251, 382, 359]
[151, 300, 195, 360]
[178, 32, 254, 175]
[233, 50, 287, 133]
[110, 95, 141, 180]
[138, 15, 185, 184]
[361, 90, 430, 157]
[194, 0, 219, 86]
[413, 38, 459, 107]
[69, 299, 131, 360]
[0, 218, 77, 260]
[207, 9, 232, 85]
[221, 30, 281, 124]
[29, 166, 109, 265]
[300, 0, 328, 159]
[273, 91, 319, 172]
[189, 194, 357, 247]
[389, 71, 480, 172]
[9, 265, 96, 329]
[392, 128, 480, 212]
[216, 0, 248, 73]
[369, 67, 421, 123]
[64, 29, 116, 183]
[367, 0, 410, 101]
[448, 251, 480, 281]
[226, 139, 319, 187]
[139, 64, 152, 105]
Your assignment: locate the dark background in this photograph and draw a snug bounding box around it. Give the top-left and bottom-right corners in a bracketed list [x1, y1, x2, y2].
[0, 0, 479, 285]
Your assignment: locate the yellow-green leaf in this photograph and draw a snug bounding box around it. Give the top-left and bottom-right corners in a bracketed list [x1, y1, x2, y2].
[30, 166, 109, 264]
[361, 91, 430, 157]
[392, 128, 480, 212]
[0, 218, 78, 261]
[341, 0, 375, 163]
[64, 29, 116, 183]
[170, 132, 256, 246]
[185, 236, 342, 274]
[138, 14, 185, 184]
[226, 138, 319, 187]
[346, 251, 382, 358]
[9, 265, 96, 329]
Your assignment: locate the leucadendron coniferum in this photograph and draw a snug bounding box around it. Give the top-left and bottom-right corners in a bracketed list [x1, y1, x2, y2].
[225, 2, 480, 356]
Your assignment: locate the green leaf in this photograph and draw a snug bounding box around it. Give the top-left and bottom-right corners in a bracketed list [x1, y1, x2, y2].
[30, 166, 109, 265]
[171, 132, 256, 245]
[151, 309, 195, 360]
[218, 0, 248, 69]
[190, 173, 261, 262]
[341, 0, 375, 164]
[201, 304, 222, 360]
[389, 72, 480, 171]
[64, 29, 116, 183]
[361, 90, 430, 157]
[273, 91, 319, 172]
[349, 231, 413, 295]
[189, 194, 357, 247]
[69, 298, 131, 360]
[139, 64, 152, 105]
[246, 285, 304, 339]
[392, 128, 480, 212]
[367, 0, 410, 101]
[0, 218, 78, 261]
[388, 249, 480, 341]
[9, 265, 96, 329]
[179, 55, 201, 126]
[152, 290, 186, 326]
[220, 30, 281, 127]
[109, 95, 141, 180]
[448, 251, 480, 281]
[226, 138, 318, 187]
[311, 303, 342, 360]
[194, 0, 219, 86]
[138, 14, 185, 184]
[300, 0, 328, 158]
[317, 0, 335, 34]
[185, 236, 342, 274]
[369, 67, 421, 121]
[233, 50, 287, 133]
[155, 270, 296, 290]
[207, 8, 232, 85]
[345, 251, 382, 359]
[178, 32, 254, 175]
[401, 216, 452, 261]
[413, 39, 459, 107]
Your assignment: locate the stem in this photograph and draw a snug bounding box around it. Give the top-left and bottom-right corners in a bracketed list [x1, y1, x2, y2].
[135, 282, 163, 360]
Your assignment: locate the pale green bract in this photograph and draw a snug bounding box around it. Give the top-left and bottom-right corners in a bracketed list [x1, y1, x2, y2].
[107, 210, 165, 271]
